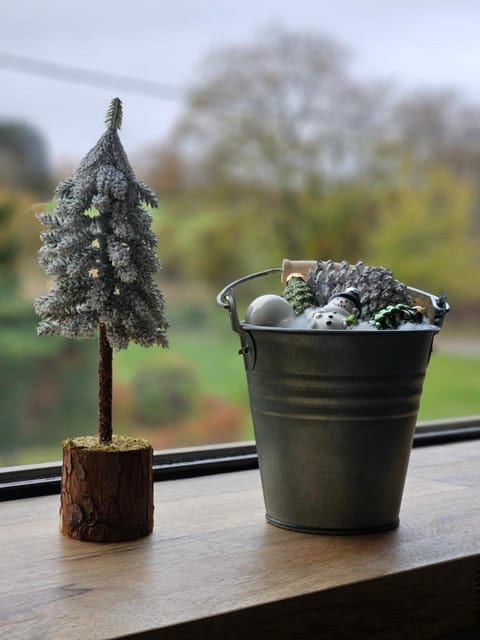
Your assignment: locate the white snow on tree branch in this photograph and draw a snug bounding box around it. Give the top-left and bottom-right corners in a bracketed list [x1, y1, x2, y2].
[35, 98, 168, 351]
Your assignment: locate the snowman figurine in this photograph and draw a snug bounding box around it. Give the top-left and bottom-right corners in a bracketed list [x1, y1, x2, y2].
[309, 287, 361, 330]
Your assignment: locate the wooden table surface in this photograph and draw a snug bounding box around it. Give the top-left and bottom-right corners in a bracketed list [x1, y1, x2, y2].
[1, 440, 480, 640]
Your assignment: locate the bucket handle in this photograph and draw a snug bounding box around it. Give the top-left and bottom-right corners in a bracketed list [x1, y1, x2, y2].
[217, 268, 282, 370]
[216, 267, 282, 334]
[217, 268, 282, 313]
[406, 286, 449, 327]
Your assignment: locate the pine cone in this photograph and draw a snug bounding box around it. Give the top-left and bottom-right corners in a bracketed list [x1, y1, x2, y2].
[307, 260, 413, 320]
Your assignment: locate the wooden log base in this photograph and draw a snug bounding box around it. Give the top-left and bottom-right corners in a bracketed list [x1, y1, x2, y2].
[60, 435, 154, 542]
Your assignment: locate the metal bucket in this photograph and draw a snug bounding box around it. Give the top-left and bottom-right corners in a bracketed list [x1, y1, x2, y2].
[217, 264, 448, 534]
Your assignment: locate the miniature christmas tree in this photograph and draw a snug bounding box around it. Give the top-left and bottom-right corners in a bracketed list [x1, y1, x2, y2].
[35, 97, 168, 444]
[35, 98, 168, 541]
[370, 303, 425, 330]
[282, 273, 316, 315]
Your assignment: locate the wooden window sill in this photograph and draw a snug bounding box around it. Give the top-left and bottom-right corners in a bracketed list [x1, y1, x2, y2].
[1, 440, 480, 640]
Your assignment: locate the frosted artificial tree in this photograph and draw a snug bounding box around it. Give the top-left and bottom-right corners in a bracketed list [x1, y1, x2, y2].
[35, 98, 168, 542]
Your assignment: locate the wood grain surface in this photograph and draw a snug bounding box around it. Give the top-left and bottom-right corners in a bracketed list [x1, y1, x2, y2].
[1, 441, 480, 640]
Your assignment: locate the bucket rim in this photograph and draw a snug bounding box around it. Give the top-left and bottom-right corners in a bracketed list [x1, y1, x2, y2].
[240, 321, 441, 335]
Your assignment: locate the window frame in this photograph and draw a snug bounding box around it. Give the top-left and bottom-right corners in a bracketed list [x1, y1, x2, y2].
[1, 416, 480, 501]
[0, 441, 258, 501]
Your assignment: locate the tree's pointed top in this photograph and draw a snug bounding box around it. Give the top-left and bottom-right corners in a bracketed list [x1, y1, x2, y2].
[105, 97, 123, 130]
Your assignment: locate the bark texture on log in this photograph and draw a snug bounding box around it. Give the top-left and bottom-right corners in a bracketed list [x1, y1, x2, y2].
[60, 437, 154, 542]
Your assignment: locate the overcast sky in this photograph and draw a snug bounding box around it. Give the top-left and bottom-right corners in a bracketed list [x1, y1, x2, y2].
[2, 0, 480, 168]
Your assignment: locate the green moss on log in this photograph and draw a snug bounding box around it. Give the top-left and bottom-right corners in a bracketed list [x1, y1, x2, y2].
[64, 434, 151, 452]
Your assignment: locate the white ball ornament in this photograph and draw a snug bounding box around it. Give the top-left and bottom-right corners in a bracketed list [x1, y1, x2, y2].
[245, 295, 295, 327]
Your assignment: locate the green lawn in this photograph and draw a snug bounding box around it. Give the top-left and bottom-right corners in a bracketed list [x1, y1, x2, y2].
[114, 324, 249, 406]
[418, 350, 480, 420]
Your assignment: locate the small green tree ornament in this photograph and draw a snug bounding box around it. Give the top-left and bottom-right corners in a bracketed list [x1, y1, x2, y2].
[282, 273, 316, 316]
[370, 303, 425, 330]
[35, 98, 168, 542]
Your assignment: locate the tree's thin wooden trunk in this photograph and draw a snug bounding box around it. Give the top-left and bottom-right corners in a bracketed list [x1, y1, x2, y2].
[98, 322, 113, 444]
[60, 437, 154, 542]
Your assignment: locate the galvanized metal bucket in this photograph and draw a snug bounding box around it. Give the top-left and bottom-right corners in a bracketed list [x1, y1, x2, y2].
[217, 262, 448, 535]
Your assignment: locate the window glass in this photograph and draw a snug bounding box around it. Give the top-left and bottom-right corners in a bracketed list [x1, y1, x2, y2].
[1, 4, 480, 466]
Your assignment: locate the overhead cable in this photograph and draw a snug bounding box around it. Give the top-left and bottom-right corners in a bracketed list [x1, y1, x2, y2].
[0, 51, 186, 101]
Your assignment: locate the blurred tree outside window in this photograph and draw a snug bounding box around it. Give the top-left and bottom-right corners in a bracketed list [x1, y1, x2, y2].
[1, 27, 480, 467]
